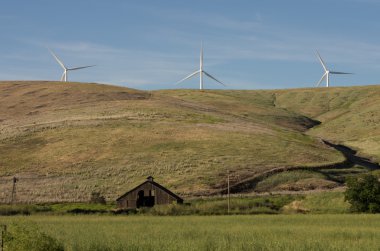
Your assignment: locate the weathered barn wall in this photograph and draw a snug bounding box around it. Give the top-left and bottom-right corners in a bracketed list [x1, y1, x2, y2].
[117, 179, 183, 209]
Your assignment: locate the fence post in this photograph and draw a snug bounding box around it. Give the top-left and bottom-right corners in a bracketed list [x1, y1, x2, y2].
[10, 177, 18, 205]
[227, 170, 230, 214]
[0, 224, 6, 251]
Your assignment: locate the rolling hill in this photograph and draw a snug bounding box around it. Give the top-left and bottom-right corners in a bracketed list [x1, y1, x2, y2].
[0, 81, 379, 202]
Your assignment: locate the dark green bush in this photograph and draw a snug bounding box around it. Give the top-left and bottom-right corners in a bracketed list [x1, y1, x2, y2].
[345, 174, 380, 213]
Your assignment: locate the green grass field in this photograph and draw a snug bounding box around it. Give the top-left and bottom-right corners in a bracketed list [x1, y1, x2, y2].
[1, 214, 380, 251]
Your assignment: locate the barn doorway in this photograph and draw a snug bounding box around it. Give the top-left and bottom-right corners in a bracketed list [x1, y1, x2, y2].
[136, 190, 155, 208]
[146, 190, 155, 207]
[136, 190, 144, 208]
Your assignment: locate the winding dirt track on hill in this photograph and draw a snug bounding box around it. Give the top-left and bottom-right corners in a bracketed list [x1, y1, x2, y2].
[322, 140, 380, 170]
[214, 95, 380, 195]
[215, 136, 380, 195]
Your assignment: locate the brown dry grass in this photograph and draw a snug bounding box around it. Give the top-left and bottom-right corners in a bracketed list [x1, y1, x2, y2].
[3, 82, 376, 202]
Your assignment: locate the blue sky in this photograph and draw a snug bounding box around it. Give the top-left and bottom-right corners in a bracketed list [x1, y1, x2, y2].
[1, 0, 380, 90]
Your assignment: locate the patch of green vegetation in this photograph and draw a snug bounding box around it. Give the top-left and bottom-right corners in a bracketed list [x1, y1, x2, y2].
[0, 195, 297, 216]
[141, 195, 300, 215]
[1, 215, 380, 250]
[371, 169, 380, 178]
[283, 191, 350, 214]
[49, 203, 114, 214]
[255, 170, 326, 192]
[0, 204, 51, 216]
[345, 174, 380, 213]
[0, 202, 116, 216]
[4, 222, 63, 251]
[183, 113, 225, 123]
[318, 165, 369, 182]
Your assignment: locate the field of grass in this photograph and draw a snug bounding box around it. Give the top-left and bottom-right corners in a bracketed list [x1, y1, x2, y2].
[254, 170, 336, 192]
[1, 214, 380, 251]
[1, 82, 380, 202]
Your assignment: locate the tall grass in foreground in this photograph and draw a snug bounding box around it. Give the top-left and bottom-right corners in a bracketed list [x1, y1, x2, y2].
[1, 215, 380, 251]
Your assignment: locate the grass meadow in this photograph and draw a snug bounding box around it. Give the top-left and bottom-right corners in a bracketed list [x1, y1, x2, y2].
[1, 214, 380, 251]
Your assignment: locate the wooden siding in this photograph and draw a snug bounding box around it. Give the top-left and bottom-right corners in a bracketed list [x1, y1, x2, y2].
[117, 181, 183, 209]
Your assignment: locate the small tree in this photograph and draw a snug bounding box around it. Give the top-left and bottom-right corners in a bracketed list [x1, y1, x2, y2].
[344, 174, 380, 213]
[90, 191, 106, 205]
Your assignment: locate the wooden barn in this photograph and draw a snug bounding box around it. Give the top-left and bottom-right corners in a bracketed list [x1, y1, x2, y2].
[116, 176, 183, 209]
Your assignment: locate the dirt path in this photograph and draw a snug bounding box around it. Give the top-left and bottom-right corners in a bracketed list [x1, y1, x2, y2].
[218, 127, 380, 195]
[322, 140, 380, 170]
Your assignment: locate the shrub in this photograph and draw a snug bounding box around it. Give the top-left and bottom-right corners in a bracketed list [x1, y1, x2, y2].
[90, 191, 106, 204]
[4, 223, 63, 251]
[67, 208, 108, 214]
[344, 174, 380, 213]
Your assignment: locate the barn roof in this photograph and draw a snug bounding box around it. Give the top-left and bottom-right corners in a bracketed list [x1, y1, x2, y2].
[116, 177, 183, 202]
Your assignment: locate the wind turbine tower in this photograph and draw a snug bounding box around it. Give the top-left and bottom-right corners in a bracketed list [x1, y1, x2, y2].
[49, 49, 95, 82]
[316, 51, 352, 87]
[177, 43, 226, 90]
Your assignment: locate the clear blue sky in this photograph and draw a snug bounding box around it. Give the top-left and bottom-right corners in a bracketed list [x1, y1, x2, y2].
[1, 0, 380, 90]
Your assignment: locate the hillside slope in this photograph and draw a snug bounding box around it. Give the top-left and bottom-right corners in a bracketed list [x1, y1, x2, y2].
[0, 81, 378, 202]
[274, 86, 380, 162]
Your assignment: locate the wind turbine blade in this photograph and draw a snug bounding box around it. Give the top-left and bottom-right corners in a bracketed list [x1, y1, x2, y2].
[316, 51, 328, 72]
[203, 71, 226, 87]
[68, 65, 96, 71]
[176, 70, 200, 85]
[49, 49, 66, 70]
[329, 71, 353, 75]
[316, 73, 327, 87]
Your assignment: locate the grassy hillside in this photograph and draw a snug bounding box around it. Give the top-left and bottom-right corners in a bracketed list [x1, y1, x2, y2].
[0, 81, 378, 202]
[274, 86, 380, 161]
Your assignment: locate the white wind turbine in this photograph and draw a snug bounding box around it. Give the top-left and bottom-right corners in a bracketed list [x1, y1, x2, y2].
[49, 49, 95, 82]
[176, 43, 226, 90]
[316, 51, 352, 87]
